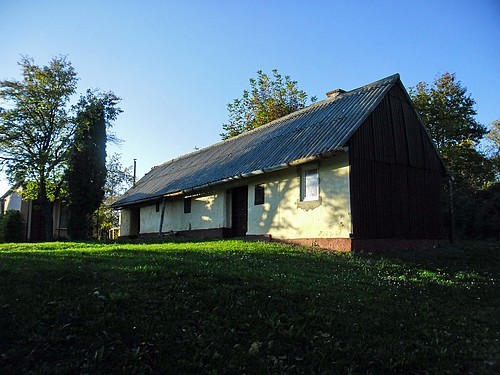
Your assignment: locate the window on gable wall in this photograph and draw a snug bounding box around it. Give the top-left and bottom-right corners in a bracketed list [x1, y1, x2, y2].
[184, 197, 191, 213]
[254, 184, 265, 205]
[300, 165, 319, 201]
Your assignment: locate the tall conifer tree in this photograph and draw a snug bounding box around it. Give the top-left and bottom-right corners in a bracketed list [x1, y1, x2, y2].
[66, 90, 121, 239]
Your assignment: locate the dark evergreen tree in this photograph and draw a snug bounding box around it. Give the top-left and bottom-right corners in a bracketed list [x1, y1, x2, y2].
[66, 90, 121, 240]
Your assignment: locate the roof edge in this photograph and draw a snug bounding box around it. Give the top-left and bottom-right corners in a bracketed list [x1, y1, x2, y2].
[393, 77, 450, 176]
[112, 148, 348, 209]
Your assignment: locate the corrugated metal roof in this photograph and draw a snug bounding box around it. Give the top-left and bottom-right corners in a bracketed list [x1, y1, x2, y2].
[113, 74, 400, 207]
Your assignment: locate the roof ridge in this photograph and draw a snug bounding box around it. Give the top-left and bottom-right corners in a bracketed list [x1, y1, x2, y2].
[348, 73, 400, 93]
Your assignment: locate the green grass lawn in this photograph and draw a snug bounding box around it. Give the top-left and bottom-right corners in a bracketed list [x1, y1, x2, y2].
[0, 240, 498, 374]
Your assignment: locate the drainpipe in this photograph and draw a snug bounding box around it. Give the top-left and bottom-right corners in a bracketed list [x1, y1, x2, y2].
[447, 176, 455, 244]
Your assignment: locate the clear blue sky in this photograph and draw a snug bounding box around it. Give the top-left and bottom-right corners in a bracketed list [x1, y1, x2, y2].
[1, 0, 499, 194]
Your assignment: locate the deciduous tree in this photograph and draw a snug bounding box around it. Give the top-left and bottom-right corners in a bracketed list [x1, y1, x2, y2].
[410, 73, 496, 238]
[221, 69, 316, 139]
[0, 56, 78, 240]
[486, 119, 500, 180]
[410, 72, 492, 189]
[94, 154, 133, 240]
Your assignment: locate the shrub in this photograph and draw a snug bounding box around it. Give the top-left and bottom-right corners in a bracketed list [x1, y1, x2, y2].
[0, 210, 25, 242]
[475, 182, 500, 239]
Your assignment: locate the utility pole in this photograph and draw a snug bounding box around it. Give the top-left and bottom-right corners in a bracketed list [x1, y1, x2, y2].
[133, 159, 137, 187]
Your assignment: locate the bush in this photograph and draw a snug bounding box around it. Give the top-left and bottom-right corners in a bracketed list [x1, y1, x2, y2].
[0, 210, 25, 242]
[451, 180, 500, 240]
[474, 182, 500, 240]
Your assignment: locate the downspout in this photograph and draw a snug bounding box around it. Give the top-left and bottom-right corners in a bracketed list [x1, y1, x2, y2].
[447, 176, 455, 244]
[158, 197, 166, 237]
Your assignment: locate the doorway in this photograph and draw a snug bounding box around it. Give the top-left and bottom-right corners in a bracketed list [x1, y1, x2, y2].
[129, 207, 140, 237]
[231, 186, 248, 237]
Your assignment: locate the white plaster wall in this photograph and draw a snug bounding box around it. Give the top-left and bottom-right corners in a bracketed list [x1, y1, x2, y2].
[119, 208, 133, 236]
[140, 204, 159, 233]
[3, 191, 22, 213]
[174, 194, 226, 231]
[247, 153, 351, 239]
[139, 193, 227, 234]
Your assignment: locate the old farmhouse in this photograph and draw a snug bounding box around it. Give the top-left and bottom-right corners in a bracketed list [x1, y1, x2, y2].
[112, 74, 448, 251]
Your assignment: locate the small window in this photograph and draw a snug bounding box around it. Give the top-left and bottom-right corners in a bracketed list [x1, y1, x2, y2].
[184, 197, 191, 213]
[301, 166, 319, 201]
[155, 202, 160, 212]
[254, 184, 265, 205]
[58, 204, 69, 229]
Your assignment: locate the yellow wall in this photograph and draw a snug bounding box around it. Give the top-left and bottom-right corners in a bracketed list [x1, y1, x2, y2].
[247, 153, 351, 239]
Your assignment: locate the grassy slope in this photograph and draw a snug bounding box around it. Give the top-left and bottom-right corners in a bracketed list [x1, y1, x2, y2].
[0, 240, 498, 374]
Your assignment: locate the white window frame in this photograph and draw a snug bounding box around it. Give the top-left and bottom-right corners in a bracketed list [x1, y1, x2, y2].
[300, 165, 320, 202]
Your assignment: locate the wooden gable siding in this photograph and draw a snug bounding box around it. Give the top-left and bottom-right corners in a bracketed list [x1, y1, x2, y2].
[349, 84, 444, 240]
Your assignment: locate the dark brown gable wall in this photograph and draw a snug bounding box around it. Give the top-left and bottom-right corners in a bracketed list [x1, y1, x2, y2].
[349, 84, 444, 240]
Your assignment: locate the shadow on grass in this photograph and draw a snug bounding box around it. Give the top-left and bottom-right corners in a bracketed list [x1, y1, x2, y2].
[0, 240, 498, 374]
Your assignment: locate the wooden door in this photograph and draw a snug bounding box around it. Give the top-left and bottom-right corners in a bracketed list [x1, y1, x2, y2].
[130, 207, 140, 237]
[231, 186, 248, 237]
